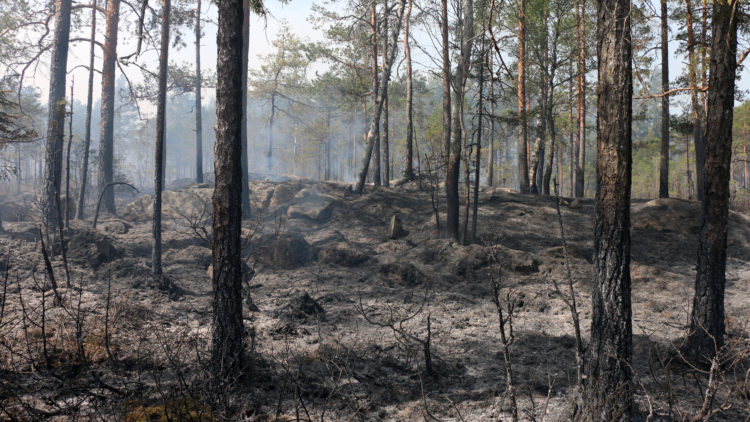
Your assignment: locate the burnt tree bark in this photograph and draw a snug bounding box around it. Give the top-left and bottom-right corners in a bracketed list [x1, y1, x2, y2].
[354, 0, 406, 193]
[43, 0, 73, 231]
[194, 0, 203, 183]
[441, 0, 451, 164]
[98, 0, 120, 215]
[446, 0, 473, 240]
[684, 0, 706, 201]
[403, 0, 414, 180]
[574, 0, 586, 198]
[153, 0, 171, 279]
[77, 0, 97, 219]
[686, 0, 738, 361]
[659, 0, 669, 198]
[370, 0, 381, 186]
[517, 0, 529, 193]
[585, 0, 634, 418]
[212, 0, 247, 381]
[240, 0, 251, 218]
[382, 0, 389, 187]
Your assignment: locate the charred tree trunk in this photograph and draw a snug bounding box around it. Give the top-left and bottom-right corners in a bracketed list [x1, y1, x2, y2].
[153, 0, 171, 279]
[403, 0, 414, 180]
[65, 79, 73, 228]
[98, 0, 120, 215]
[77, 0, 97, 219]
[574, 0, 586, 198]
[194, 0, 203, 183]
[441, 0, 451, 164]
[659, 0, 669, 198]
[212, 0, 247, 382]
[382, 0, 390, 187]
[355, 0, 406, 193]
[43, 0, 73, 230]
[685, 0, 706, 202]
[585, 0, 633, 418]
[240, 0, 251, 218]
[517, 0, 529, 193]
[487, 52, 495, 187]
[370, 0, 381, 186]
[686, 0, 738, 361]
[472, 47, 484, 242]
[446, 0, 474, 239]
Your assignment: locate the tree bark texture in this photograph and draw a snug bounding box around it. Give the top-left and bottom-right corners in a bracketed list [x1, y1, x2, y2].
[684, 0, 706, 202]
[195, 0, 204, 183]
[212, 0, 247, 380]
[446, 0, 473, 239]
[241, 0, 251, 218]
[659, 0, 670, 198]
[77, 0, 97, 219]
[441, 0, 451, 164]
[354, 0, 406, 194]
[687, 0, 738, 361]
[43, 0, 73, 230]
[98, 0, 120, 215]
[517, 0, 529, 193]
[153, 0, 171, 278]
[403, 0, 414, 180]
[585, 0, 634, 418]
[574, 0, 586, 198]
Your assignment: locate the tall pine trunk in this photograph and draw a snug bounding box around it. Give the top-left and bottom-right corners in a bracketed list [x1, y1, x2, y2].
[574, 0, 586, 198]
[43, 0, 73, 230]
[517, 0, 529, 193]
[403, 0, 414, 180]
[585, 0, 633, 418]
[153, 0, 171, 279]
[441, 0, 451, 164]
[686, 0, 738, 361]
[382, 0, 389, 186]
[240, 0, 251, 218]
[355, 0, 406, 193]
[659, 0, 669, 198]
[685, 0, 705, 201]
[194, 0, 203, 183]
[212, 0, 247, 381]
[77, 0, 96, 219]
[98, 0, 120, 214]
[446, 0, 473, 239]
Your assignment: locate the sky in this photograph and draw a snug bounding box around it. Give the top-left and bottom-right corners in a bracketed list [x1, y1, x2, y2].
[15, 0, 750, 115]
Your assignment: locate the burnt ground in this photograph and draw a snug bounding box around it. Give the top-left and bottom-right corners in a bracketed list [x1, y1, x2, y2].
[1, 178, 749, 421]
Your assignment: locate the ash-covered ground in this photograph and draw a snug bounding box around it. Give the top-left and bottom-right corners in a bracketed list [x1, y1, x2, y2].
[1, 179, 749, 421]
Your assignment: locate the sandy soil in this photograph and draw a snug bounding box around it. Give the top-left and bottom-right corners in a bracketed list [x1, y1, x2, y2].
[1, 179, 749, 421]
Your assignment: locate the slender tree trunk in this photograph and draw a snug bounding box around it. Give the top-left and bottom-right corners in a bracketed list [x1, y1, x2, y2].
[77, 0, 96, 220]
[685, 0, 705, 201]
[153, 0, 171, 279]
[43, 0, 74, 231]
[370, 0, 381, 186]
[686, 0, 738, 361]
[240, 0, 251, 218]
[569, 56, 575, 196]
[325, 108, 331, 180]
[487, 53, 495, 187]
[659, 0, 670, 198]
[98, 0, 120, 215]
[212, 0, 246, 382]
[574, 0, 586, 198]
[472, 49, 484, 242]
[517, 0, 529, 193]
[65, 79, 73, 228]
[441, 0, 451, 164]
[195, 0, 203, 183]
[585, 0, 633, 418]
[446, 0, 474, 239]
[355, 0, 406, 193]
[382, 0, 390, 187]
[403, 0, 414, 180]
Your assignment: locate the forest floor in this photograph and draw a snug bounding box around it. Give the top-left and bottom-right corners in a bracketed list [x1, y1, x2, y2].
[1, 178, 749, 421]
